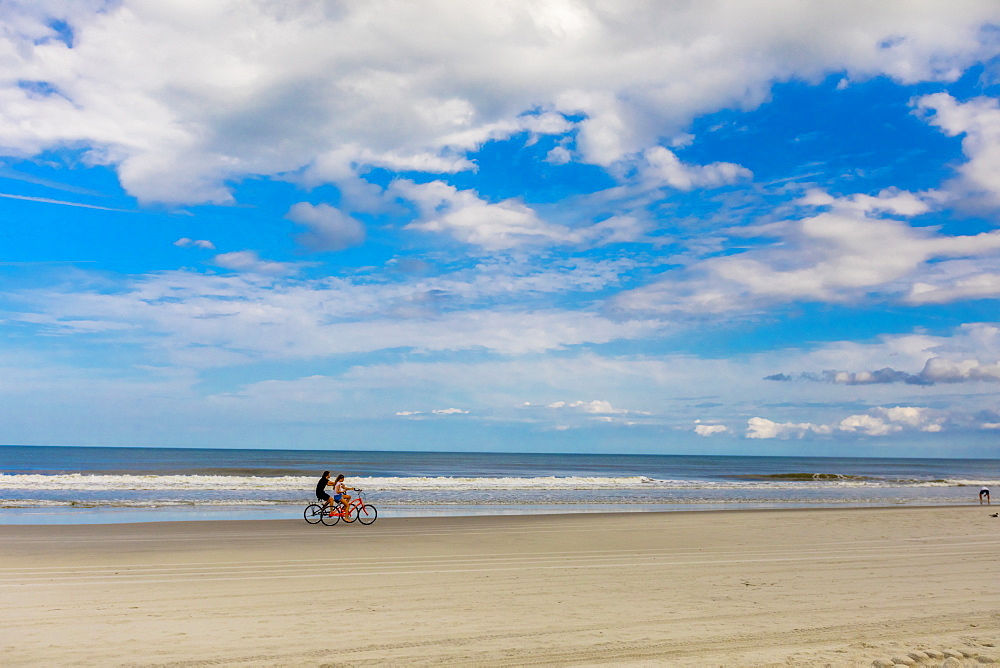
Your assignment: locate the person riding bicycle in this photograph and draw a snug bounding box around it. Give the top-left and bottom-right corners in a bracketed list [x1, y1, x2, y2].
[332, 474, 358, 517]
[315, 470, 335, 512]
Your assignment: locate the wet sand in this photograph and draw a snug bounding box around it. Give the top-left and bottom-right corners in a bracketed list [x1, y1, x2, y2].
[2, 506, 998, 666]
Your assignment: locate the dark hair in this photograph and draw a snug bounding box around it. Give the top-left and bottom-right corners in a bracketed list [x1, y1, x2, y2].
[322, 470, 330, 477]
[335, 474, 345, 482]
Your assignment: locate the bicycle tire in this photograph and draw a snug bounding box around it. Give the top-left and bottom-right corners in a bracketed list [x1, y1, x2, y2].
[356, 503, 377, 525]
[321, 508, 340, 526]
[304, 503, 323, 524]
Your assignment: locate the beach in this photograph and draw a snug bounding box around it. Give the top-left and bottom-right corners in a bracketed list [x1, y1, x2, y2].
[2, 506, 998, 666]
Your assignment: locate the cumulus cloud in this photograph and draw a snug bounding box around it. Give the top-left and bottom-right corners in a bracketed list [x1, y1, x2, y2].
[2, 2, 999, 204]
[746, 417, 832, 439]
[212, 251, 298, 276]
[694, 422, 729, 436]
[548, 400, 626, 414]
[748, 406, 945, 438]
[638, 146, 751, 191]
[920, 356, 1000, 383]
[397, 407, 468, 416]
[797, 187, 932, 217]
[907, 272, 1000, 303]
[836, 414, 902, 436]
[174, 238, 215, 249]
[395, 180, 575, 250]
[915, 93, 1000, 208]
[614, 207, 1000, 315]
[765, 368, 929, 385]
[394, 180, 652, 250]
[838, 406, 945, 435]
[286, 202, 365, 252]
[546, 145, 572, 165]
[767, 357, 1000, 386]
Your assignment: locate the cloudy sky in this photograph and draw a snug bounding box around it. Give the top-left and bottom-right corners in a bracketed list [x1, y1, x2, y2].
[2, 0, 1000, 457]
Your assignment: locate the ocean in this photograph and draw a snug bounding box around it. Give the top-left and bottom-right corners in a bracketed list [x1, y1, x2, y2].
[1, 445, 997, 524]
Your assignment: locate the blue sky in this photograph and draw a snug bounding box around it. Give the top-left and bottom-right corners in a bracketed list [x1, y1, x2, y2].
[2, 1, 1000, 457]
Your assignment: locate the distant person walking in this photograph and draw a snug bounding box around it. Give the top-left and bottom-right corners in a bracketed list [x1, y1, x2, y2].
[981, 487, 990, 505]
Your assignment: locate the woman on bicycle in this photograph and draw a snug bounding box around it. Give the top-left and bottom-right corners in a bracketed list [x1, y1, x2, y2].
[332, 474, 358, 517]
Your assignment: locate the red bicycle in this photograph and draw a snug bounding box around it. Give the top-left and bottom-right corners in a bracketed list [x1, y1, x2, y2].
[303, 490, 377, 525]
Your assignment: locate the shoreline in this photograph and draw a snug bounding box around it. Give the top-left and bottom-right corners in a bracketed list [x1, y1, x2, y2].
[1, 498, 992, 526]
[3, 506, 997, 666]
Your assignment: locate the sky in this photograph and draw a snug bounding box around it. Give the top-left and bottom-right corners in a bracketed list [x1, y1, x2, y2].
[1, 0, 1000, 457]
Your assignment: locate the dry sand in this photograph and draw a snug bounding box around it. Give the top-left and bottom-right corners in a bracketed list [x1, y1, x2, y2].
[1, 506, 998, 667]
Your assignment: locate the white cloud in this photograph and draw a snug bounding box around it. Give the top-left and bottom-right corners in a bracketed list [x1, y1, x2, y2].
[915, 93, 1000, 208]
[876, 405, 939, 428]
[746, 417, 832, 439]
[750, 405, 946, 439]
[837, 413, 901, 436]
[547, 399, 644, 415]
[395, 408, 468, 416]
[907, 272, 1000, 304]
[838, 406, 946, 435]
[763, 323, 1000, 390]
[614, 208, 1000, 315]
[212, 251, 298, 276]
[694, 423, 729, 436]
[639, 146, 751, 191]
[174, 237, 215, 249]
[920, 356, 1000, 383]
[798, 187, 932, 217]
[3, 2, 999, 203]
[286, 202, 365, 252]
[5, 265, 662, 363]
[546, 146, 572, 165]
[396, 180, 575, 250]
[394, 180, 652, 250]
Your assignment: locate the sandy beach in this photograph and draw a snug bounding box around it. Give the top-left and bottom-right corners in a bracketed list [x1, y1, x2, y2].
[2, 507, 997, 667]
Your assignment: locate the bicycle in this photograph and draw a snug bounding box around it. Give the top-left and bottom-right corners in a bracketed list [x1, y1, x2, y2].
[303, 490, 377, 526]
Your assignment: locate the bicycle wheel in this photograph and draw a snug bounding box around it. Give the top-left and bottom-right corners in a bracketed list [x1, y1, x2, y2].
[356, 503, 377, 525]
[321, 507, 341, 525]
[304, 504, 323, 524]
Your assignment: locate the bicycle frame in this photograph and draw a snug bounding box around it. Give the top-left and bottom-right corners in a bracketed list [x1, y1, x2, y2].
[327, 494, 366, 517]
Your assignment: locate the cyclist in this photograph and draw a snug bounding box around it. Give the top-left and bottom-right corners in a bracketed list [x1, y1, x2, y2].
[315, 471, 335, 513]
[332, 474, 358, 518]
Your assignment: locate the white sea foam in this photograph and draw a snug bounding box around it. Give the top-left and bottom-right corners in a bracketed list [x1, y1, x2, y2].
[0, 473, 991, 492]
